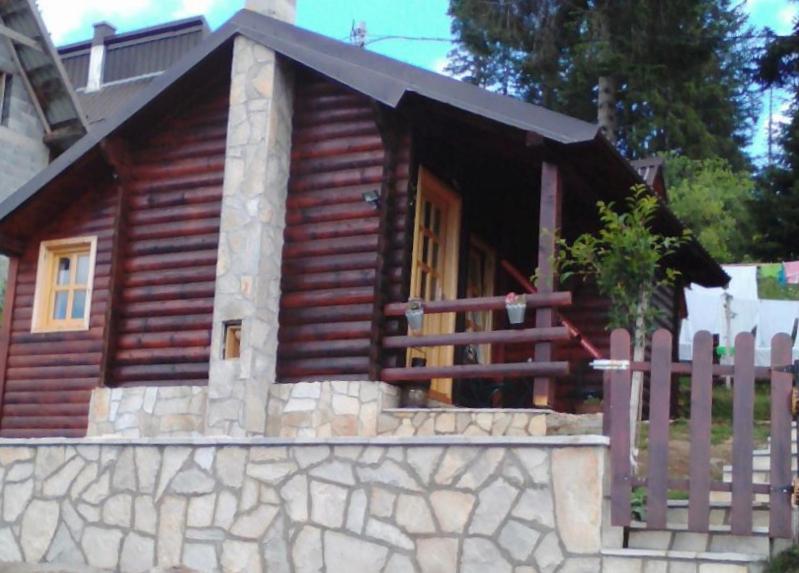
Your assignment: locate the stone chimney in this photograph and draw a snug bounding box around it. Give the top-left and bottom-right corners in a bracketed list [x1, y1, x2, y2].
[86, 22, 115, 92]
[245, 0, 296, 23]
[205, 0, 297, 436]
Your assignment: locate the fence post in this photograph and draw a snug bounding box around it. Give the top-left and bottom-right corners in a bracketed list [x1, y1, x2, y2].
[609, 328, 632, 526]
[646, 329, 672, 528]
[688, 330, 713, 532]
[731, 332, 755, 535]
[769, 333, 793, 538]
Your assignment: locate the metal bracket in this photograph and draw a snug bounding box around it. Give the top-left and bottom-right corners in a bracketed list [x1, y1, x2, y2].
[775, 360, 799, 375]
[590, 359, 630, 371]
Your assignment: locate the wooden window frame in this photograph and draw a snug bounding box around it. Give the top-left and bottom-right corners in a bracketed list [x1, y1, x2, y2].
[31, 236, 98, 333]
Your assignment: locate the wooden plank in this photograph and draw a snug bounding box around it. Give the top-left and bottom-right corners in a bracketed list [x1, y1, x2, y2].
[383, 326, 570, 349]
[769, 333, 793, 538]
[731, 332, 755, 535]
[383, 292, 571, 316]
[688, 330, 714, 532]
[632, 477, 771, 495]
[609, 328, 632, 526]
[381, 361, 569, 382]
[646, 329, 673, 528]
[627, 361, 772, 380]
[534, 161, 562, 408]
[0, 23, 43, 52]
[0, 257, 19, 428]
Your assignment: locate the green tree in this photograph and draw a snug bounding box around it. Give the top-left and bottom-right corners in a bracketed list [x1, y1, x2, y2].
[447, 0, 758, 169]
[664, 155, 755, 262]
[752, 17, 799, 260]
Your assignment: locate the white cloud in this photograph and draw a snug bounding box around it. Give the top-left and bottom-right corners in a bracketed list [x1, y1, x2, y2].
[38, 0, 156, 43]
[172, 0, 224, 20]
[778, 4, 798, 29]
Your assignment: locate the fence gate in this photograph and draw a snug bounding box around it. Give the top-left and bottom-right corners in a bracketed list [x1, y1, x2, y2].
[605, 328, 795, 538]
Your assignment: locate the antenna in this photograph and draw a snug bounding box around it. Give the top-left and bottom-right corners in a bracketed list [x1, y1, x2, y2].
[350, 20, 367, 48]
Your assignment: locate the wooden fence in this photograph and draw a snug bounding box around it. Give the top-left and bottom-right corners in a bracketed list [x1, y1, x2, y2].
[607, 328, 795, 538]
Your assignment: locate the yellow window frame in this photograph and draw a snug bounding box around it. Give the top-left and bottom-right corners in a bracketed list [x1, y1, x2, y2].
[31, 236, 98, 333]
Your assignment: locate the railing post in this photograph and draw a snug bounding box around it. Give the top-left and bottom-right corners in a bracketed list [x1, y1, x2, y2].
[646, 329, 672, 528]
[609, 328, 632, 526]
[731, 332, 755, 535]
[533, 161, 562, 408]
[688, 331, 713, 532]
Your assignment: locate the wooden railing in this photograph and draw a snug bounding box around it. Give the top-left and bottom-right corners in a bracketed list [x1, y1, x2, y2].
[607, 328, 794, 539]
[381, 291, 573, 382]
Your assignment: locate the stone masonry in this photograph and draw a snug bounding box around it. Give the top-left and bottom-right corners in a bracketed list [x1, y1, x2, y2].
[205, 24, 296, 436]
[0, 436, 607, 572]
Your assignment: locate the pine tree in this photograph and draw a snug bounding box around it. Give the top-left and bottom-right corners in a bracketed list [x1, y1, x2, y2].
[752, 19, 799, 260]
[446, 0, 758, 169]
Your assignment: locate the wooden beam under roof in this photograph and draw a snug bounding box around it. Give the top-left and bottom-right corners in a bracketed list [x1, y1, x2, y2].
[0, 22, 41, 52]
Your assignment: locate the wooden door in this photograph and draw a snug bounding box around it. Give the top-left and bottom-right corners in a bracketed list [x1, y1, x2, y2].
[408, 167, 462, 401]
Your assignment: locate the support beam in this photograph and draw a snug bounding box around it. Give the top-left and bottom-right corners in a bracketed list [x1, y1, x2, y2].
[534, 161, 562, 408]
[0, 23, 42, 52]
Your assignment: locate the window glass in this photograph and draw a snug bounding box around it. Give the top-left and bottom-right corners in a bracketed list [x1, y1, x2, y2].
[56, 257, 71, 285]
[76, 255, 90, 285]
[53, 291, 68, 320]
[71, 290, 87, 319]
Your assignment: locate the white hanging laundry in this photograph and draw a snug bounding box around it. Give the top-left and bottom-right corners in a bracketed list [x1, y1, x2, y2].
[756, 300, 799, 365]
[728, 297, 759, 337]
[684, 290, 724, 335]
[721, 264, 759, 300]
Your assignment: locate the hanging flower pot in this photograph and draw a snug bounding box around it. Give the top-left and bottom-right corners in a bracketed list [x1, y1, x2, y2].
[505, 292, 527, 325]
[405, 298, 424, 332]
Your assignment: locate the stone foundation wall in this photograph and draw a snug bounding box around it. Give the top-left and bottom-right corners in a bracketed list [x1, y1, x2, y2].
[0, 436, 607, 572]
[87, 387, 207, 438]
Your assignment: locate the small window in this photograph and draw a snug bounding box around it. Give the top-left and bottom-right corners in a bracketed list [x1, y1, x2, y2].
[224, 321, 242, 360]
[32, 236, 98, 333]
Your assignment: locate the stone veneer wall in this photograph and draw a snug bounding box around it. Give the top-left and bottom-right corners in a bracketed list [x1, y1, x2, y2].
[87, 387, 207, 438]
[0, 436, 607, 573]
[205, 30, 295, 436]
[87, 382, 603, 440]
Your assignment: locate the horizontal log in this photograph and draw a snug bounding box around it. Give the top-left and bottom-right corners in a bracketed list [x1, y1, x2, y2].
[278, 322, 372, 342]
[289, 166, 383, 193]
[277, 356, 371, 377]
[7, 364, 100, 380]
[0, 428, 86, 438]
[284, 218, 379, 242]
[0, 416, 88, 430]
[5, 377, 98, 393]
[292, 121, 380, 147]
[4, 390, 92, 405]
[124, 266, 216, 288]
[132, 156, 225, 180]
[117, 330, 211, 350]
[128, 234, 219, 257]
[293, 106, 375, 129]
[290, 150, 385, 178]
[121, 298, 214, 318]
[112, 362, 209, 382]
[131, 172, 223, 195]
[291, 134, 383, 160]
[384, 292, 572, 316]
[381, 361, 570, 382]
[286, 201, 380, 226]
[277, 339, 372, 359]
[286, 184, 378, 208]
[279, 304, 374, 326]
[127, 218, 220, 241]
[115, 346, 210, 365]
[281, 287, 375, 309]
[283, 235, 378, 259]
[2, 403, 89, 417]
[9, 339, 103, 356]
[8, 352, 103, 369]
[135, 138, 227, 164]
[10, 328, 104, 346]
[383, 326, 570, 349]
[124, 250, 218, 274]
[129, 202, 220, 226]
[129, 186, 222, 210]
[282, 269, 375, 291]
[119, 315, 210, 334]
[282, 252, 377, 274]
[122, 282, 216, 304]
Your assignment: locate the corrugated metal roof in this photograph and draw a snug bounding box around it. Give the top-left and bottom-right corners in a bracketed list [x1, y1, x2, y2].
[0, 0, 85, 148]
[0, 9, 727, 286]
[60, 50, 89, 89]
[78, 76, 156, 125]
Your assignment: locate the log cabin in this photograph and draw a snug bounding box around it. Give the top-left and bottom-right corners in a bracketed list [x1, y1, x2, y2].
[0, 2, 727, 437]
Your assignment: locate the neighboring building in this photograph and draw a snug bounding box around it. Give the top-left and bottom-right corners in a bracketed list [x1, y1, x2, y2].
[57, 16, 209, 127]
[0, 0, 85, 199]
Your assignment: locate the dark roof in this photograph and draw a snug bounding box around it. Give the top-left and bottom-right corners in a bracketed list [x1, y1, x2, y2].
[0, 9, 727, 286]
[58, 16, 208, 125]
[0, 0, 86, 150]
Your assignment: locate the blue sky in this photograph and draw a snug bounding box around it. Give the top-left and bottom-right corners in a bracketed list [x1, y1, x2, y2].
[38, 0, 798, 161]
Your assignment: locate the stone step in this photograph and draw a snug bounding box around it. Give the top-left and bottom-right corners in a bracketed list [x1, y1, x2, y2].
[664, 501, 770, 528]
[753, 453, 798, 472]
[601, 548, 767, 573]
[626, 521, 771, 557]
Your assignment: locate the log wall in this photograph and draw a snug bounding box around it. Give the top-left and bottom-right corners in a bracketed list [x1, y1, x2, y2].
[0, 78, 229, 437]
[276, 70, 412, 381]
